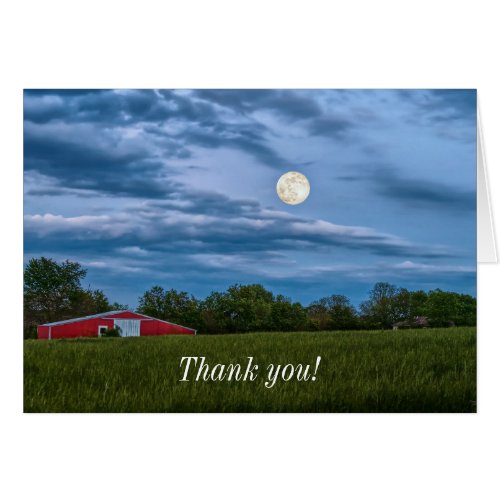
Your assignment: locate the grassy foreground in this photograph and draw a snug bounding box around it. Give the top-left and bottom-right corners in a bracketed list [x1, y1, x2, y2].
[24, 327, 476, 413]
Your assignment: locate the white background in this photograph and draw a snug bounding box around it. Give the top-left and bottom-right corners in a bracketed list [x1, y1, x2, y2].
[1, 1, 499, 499]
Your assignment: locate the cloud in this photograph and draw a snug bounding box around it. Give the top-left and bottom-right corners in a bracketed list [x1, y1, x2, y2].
[398, 89, 477, 127]
[23, 89, 477, 306]
[24, 89, 293, 186]
[192, 255, 475, 280]
[25, 203, 468, 305]
[24, 213, 132, 238]
[23, 121, 184, 199]
[372, 166, 476, 212]
[392, 260, 475, 273]
[180, 123, 290, 168]
[428, 89, 477, 123]
[194, 89, 322, 119]
[24, 89, 219, 125]
[116, 246, 151, 257]
[24, 187, 452, 261]
[307, 115, 352, 138]
[193, 90, 352, 140]
[342, 162, 476, 213]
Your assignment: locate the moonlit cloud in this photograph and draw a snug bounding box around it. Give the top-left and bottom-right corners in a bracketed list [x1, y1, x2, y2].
[24, 89, 476, 305]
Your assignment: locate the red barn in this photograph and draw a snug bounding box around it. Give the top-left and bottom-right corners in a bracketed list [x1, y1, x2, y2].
[37, 310, 196, 340]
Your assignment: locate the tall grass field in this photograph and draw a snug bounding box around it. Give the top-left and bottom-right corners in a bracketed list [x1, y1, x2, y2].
[24, 327, 476, 413]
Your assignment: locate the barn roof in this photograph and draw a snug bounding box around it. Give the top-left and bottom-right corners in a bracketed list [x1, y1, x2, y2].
[40, 310, 146, 327]
[40, 310, 196, 332]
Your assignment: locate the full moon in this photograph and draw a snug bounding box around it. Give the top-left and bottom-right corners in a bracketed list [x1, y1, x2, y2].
[276, 171, 310, 205]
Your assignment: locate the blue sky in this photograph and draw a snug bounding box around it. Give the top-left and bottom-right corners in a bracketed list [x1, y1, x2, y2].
[23, 89, 476, 307]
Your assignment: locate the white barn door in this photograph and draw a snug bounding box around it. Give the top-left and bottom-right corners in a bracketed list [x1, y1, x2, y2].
[114, 319, 141, 337]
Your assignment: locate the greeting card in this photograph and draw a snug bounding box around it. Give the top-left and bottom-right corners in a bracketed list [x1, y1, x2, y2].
[23, 89, 484, 412]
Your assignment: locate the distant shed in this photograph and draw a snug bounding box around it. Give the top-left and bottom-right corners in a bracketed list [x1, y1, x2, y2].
[37, 310, 196, 340]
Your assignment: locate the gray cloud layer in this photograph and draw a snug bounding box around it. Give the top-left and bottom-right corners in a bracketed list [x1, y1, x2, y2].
[23, 89, 477, 305]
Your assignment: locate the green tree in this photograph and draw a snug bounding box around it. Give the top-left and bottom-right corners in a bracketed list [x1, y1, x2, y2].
[424, 290, 458, 326]
[424, 290, 476, 327]
[326, 294, 358, 330]
[137, 286, 202, 330]
[137, 285, 166, 318]
[200, 291, 231, 334]
[110, 302, 129, 311]
[307, 295, 358, 330]
[306, 300, 331, 330]
[391, 288, 412, 323]
[69, 288, 112, 317]
[454, 293, 476, 326]
[224, 284, 275, 333]
[409, 290, 428, 318]
[200, 284, 275, 333]
[271, 294, 307, 331]
[24, 257, 118, 338]
[359, 282, 399, 329]
[24, 257, 87, 327]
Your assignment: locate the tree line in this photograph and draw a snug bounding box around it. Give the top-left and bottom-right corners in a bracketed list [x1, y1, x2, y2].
[24, 257, 476, 338]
